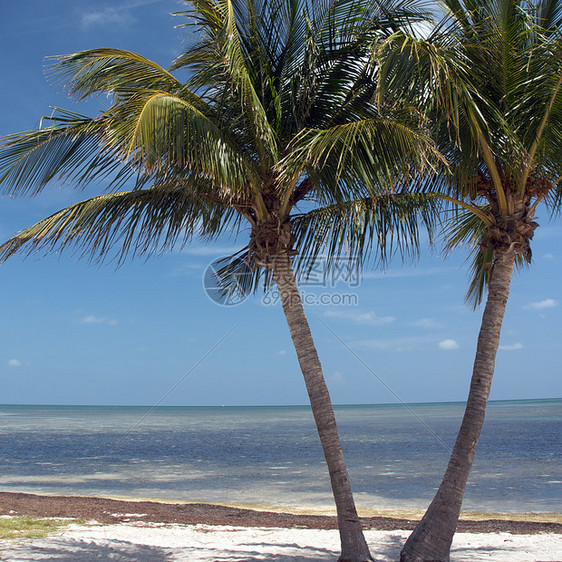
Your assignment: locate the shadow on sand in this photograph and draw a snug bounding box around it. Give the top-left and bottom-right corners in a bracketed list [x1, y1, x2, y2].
[0, 531, 532, 561]
[0, 536, 402, 561]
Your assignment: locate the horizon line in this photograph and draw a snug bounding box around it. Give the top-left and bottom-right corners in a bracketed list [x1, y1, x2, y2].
[0, 397, 559, 409]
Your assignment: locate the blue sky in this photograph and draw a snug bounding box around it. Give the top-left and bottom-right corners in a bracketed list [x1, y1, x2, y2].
[1, 0, 561, 407]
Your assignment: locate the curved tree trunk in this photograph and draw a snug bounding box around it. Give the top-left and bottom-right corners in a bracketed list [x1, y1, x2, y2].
[400, 250, 516, 562]
[272, 254, 372, 562]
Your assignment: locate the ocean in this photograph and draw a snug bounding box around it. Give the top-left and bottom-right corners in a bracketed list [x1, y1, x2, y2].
[0, 399, 560, 513]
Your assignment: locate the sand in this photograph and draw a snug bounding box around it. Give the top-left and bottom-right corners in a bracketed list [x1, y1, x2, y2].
[2, 522, 562, 561]
[0, 493, 561, 561]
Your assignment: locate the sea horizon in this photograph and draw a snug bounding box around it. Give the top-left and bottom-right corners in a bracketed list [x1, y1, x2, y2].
[1, 396, 560, 409]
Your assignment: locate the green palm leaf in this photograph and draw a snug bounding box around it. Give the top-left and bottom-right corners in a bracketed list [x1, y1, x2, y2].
[0, 187, 236, 264]
[280, 116, 441, 207]
[114, 90, 261, 193]
[291, 191, 440, 272]
[0, 110, 136, 195]
[175, 0, 278, 163]
[50, 49, 183, 99]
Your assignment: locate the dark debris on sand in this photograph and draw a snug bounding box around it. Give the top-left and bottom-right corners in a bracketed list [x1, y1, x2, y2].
[0, 492, 560, 535]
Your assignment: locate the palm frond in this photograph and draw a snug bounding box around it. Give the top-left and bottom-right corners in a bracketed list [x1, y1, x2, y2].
[0, 110, 138, 195]
[442, 205, 489, 306]
[208, 247, 270, 301]
[280, 115, 442, 204]
[291, 191, 440, 274]
[173, 0, 279, 163]
[441, 203, 529, 306]
[111, 90, 261, 194]
[0, 186, 238, 264]
[49, 49, 183, 100]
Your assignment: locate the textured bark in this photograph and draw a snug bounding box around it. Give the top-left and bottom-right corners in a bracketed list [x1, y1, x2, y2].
[272, 254, 372, 562]
[400, 250, 516, 562]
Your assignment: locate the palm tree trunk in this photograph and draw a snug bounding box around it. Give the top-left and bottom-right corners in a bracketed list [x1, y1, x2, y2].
[400, 250, 516, 562]
[272, 254, 372, 562]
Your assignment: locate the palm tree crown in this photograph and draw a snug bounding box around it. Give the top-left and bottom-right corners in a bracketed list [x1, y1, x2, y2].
[0, 0, 436, 271]
[436, 0, 562, 299]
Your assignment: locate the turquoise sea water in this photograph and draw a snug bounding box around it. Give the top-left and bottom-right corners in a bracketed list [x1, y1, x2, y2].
[0, 399, 560, 513]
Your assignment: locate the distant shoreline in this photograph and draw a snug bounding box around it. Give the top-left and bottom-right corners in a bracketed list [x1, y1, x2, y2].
[1, 492, 560, 534]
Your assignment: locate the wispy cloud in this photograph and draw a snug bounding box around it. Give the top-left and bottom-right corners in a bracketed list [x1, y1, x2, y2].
[169, 262, 205, 278]
[353, 335, 433, 352]
[438, 339, 459, 350]
[524, 299, 558, 310]
[410, 318, 439, 329]
[80, 315, 118, 326]
[499, 342, 524, 351]
[323, 309, 395, 325]
[329, 370, 344, 383]
[8, 359, 22, 367]
[79, 1, 164, 29]
[182, 245, 242, 257]
[81, 7, 132, 28]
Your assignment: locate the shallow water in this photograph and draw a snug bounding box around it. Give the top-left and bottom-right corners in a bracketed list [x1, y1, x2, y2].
[0, 399, 560, 512]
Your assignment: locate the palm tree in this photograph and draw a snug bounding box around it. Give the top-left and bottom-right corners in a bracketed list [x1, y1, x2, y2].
[0, 0, 439, 559]
[395, 1, 562, 560]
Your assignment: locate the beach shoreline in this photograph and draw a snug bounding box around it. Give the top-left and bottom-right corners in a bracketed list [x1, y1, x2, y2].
[1, 491, 560, 533]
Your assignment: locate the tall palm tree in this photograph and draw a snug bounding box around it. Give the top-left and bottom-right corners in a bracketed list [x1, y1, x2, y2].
[0, 0, 439, 559]
[394, 1, 562, 560]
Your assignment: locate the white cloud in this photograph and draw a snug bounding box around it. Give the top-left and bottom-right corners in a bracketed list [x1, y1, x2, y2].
[499, 342, 524, 351]
[81, 315, 117, 326]
[8, 359, 21, 367]
[81, 8, 132, 28]
[544, 253, 554, 260]
[278, 350, 287, 356]
[323, 309, 395, 325]
[525, 299, 558, 310]
[438, 339, 459, 350]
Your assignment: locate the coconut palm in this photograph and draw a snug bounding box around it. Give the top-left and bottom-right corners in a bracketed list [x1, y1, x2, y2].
[0, 0, 440, 559]
[394, 1, 562, 560]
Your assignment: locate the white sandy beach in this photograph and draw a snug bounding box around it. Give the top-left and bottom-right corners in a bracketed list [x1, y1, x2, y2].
[1, 521, 561, 561]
